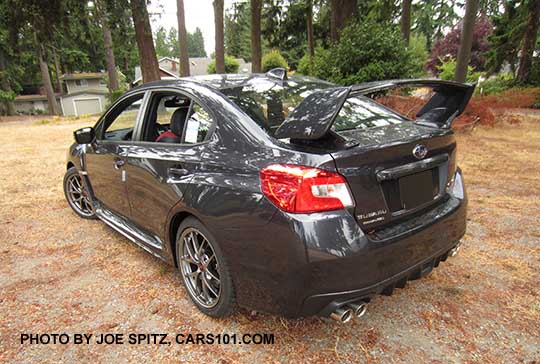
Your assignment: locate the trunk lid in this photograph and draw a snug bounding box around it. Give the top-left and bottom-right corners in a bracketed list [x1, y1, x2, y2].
[275, 78, 474, 230]
[331, 123, 456, 230]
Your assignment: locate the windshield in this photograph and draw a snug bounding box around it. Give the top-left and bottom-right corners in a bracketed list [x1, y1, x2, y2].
[221, 77, 406, 137]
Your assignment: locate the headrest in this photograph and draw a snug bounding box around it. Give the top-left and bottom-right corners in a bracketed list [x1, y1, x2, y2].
[171, 107, 189, 137]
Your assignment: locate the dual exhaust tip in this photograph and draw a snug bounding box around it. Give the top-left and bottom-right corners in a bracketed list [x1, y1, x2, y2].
[329, 244, 461, 323]
[329, 302, 368, 323]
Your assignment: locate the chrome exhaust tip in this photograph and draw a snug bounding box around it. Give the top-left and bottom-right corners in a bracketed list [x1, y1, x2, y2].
[449, 243, 461, 257]
[329, 307, 353, 323]
[347, 302, 368, 317]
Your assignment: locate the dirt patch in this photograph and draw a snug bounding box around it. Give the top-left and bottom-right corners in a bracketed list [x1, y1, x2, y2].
[0, 112, 539, 363]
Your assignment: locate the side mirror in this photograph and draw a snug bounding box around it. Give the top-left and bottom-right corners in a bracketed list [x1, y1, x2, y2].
[74, 127, 95, 144]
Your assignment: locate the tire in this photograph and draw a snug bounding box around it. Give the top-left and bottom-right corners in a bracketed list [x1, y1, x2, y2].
[63, 167, 97, 220]
[176, 217, 236, 317]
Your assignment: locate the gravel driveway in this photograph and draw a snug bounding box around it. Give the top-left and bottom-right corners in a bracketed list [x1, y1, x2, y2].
[1, 111, 539, 363]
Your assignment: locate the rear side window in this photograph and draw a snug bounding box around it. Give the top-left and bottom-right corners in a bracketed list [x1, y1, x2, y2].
[184, 104, 213, 144]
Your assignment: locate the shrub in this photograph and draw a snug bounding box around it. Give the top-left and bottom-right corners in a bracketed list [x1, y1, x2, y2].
[261, 50, 289, 72]
[426, 16, 492, 75]
[437, 58, 483, 83]
[408, 34, 429, 78]
[374, 86, 540, 129]
[207, 55, 240, 74]
[108, 89, 124, 104]
[296, 53, 313, 76]
[453, 88, 540, 129]
[281, 46, 306, 71]
[310, 20, 417, 85]
[297, 49, 326, 76]
[104, 68, 128, 92]
[528, 57, 540, 86]
[478, 73, 515, 95]
[105, 68, 129, 105]
[477, 88, 540, 109]
[0, 89, 16, 103]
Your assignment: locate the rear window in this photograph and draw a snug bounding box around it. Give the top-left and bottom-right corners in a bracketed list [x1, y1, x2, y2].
[222, 78, 405, 137]
[334, 97, 405, 131]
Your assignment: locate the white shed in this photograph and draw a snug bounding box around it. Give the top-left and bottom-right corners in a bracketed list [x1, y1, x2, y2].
[61, 89, 108, 116]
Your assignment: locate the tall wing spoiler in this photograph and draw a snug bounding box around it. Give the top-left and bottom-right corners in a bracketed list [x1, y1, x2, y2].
[274, 79, 475, 140]
[274, 87, 351, 140]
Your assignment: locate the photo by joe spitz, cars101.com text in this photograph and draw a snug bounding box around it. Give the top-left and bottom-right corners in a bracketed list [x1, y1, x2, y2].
[64, 68, 472, 323]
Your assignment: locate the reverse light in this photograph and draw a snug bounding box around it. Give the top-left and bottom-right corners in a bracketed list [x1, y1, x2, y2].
[260, 164, 354, 213]
[449, 170, 465, 199]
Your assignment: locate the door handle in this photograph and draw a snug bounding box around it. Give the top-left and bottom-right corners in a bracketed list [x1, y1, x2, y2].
[167, 167, 189, 183]
[114, 159, 125, 169]
[168, 167, 189, 177]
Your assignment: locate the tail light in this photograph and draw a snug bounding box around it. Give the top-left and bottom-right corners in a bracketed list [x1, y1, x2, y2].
[260, 164, 354, 213]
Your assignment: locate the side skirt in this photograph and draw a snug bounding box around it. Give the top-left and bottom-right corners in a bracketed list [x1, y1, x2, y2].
[95, 203, 167, 262]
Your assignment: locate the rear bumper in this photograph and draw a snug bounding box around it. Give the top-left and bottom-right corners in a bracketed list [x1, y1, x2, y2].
[298, 169, 467, 317]
[302, 240, 461, 317]
[229, 170, 466, 318]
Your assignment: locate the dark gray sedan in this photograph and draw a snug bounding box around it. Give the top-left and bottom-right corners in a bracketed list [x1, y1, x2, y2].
[64, 69, 471, 322]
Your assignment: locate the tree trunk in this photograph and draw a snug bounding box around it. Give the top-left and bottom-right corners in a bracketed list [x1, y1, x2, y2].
[400, 0, 412, 46]
[251, 0, 262, 73]
[517, 0, 540, 84]
[130, 0, 160, 83]
[37, 44, 60, 115]
[213, 0, 225, 73]
[52, 49, 63, 93]
[330, 0, 357, 43]
[307, 0, 315, 71]
[176, 0, 190, 77]
[103, 24, 119, 91]
[0, 48, 15, 116]
[97, 0, 120, 91]
[455, 0, 479, 82]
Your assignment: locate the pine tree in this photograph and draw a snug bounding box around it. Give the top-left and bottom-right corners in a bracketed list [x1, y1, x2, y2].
[455, 0, 479, 82]
[517, 0, 540, 83]
[130, 0, 160, 83]
[251, 0, 262, 72]
[214, 0, 225, 73]
[330, 0, 357, 42]
[176, 0, 190, 76]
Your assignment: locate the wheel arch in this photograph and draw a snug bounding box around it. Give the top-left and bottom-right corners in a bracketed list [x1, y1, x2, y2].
[67, 161, 75, 170]
[168, 210, 196, 267]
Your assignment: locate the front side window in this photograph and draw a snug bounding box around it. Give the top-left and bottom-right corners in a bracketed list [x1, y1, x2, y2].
[101, 94, 144, 141]
[141, 92, 215, 144]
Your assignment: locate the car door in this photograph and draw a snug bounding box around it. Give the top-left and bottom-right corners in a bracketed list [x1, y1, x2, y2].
[123, 89, 216, 241]
[85, 92, 147, 218]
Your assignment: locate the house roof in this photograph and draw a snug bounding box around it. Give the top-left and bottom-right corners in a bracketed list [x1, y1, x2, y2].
[133, 57, 253, 85]
[130, 73, 326, 94]
[61, 72, 106, 81]
[157, 57, 252, 76]
[62, 88, 109, 97]
[133, 67, 180, 85]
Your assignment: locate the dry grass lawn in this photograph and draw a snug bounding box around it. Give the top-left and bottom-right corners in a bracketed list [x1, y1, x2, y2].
[0, 111, 539, 363]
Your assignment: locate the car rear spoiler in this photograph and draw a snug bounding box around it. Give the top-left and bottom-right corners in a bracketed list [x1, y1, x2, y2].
[274, 79, 475, 140]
